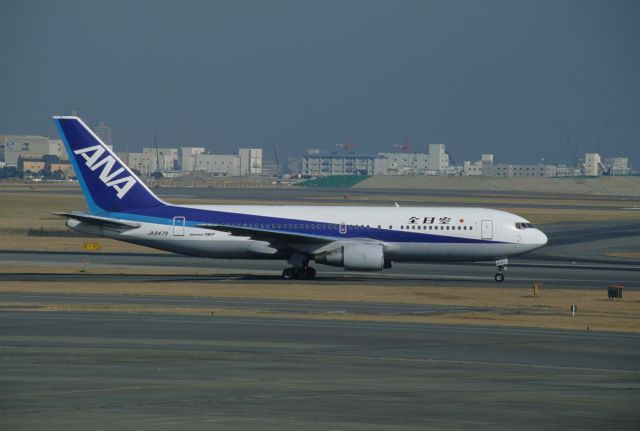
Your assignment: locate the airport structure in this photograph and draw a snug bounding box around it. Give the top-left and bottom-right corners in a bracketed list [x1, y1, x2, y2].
[118, 147, 263, 177]
[0, 122, 633, 179]
[462, 152, 631, 177]
[0, 131, 264, 178]
[300, 144, 452, 177]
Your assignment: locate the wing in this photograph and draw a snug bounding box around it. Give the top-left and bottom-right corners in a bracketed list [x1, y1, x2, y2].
[53, 211, 141, 230]
[197, 223, 386, 256]
[197, 223, 331, 244]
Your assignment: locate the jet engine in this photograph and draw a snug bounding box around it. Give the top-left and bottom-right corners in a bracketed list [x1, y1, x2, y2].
[314, 243, 385, 271]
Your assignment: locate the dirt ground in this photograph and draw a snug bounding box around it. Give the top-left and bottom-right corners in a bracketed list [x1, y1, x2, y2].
[2, 264, 638, 333]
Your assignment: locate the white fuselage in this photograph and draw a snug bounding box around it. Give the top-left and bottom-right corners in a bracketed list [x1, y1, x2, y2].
[68, 205, 548, 263]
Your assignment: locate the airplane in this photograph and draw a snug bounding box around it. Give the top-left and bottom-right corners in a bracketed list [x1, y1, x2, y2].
[52, 116, 548, 282]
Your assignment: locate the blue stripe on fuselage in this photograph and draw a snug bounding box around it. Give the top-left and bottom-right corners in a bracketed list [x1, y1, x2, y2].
[101, 205, 505, 245]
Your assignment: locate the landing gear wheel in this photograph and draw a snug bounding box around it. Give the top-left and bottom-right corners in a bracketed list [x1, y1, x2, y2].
[495, 273, 504, 282]
[282, 264, 316, 280]
[301, 267, 316, 280]
[282, 268, 294, 280]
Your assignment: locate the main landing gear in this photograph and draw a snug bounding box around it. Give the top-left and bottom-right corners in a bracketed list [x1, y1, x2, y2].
[282, 266, 316, 280]
[282, 253, 316, 280]
[494, 258, 508, 282]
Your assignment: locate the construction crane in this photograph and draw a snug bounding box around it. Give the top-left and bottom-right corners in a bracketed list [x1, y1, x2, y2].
[151, 133, 163, 179]
[445, 149, 463, 176]
[393, 138, 412, 153]
[271, 141, 280, 176]
[335, 142, 356, 153]
[597, 160, 611, 175]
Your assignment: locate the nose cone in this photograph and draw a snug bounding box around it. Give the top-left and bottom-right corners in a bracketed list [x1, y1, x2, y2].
[536, 229, 548, 247]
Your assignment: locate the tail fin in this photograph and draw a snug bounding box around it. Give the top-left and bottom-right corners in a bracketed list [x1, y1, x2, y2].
[54, 116, 164, 214]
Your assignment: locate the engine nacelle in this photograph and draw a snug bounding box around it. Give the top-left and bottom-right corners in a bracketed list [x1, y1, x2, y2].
[314, 244, 385, 271]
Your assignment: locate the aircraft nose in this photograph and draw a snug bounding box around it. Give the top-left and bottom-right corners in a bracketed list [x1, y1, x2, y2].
[537, 230, 548, 246]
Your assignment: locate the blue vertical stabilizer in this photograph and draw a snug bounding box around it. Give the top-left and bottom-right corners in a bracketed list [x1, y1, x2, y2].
[54, 116, 165, 214]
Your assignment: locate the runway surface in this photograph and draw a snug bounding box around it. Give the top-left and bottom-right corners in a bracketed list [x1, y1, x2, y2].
[1, 312, 638, 430]
[1, 251, 638, 288]
[0, 292, 492, 316]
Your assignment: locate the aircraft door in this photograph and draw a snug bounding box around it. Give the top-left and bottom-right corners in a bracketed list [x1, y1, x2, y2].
[481, 220, 493, 240]
[339, 222, 347, 235]
[173, 216, 186, 236]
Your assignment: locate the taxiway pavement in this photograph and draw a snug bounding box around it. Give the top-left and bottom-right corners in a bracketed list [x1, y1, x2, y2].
[1, 312, 638, 430]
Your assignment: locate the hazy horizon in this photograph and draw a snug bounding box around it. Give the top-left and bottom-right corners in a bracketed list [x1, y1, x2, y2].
[1, 0, 638, 165]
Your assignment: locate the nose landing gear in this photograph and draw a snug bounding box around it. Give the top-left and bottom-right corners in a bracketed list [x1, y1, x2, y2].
[494, 258, 508, 282]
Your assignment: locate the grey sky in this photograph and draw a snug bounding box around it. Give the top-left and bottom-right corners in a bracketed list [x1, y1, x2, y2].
[1, 0, 638, 165]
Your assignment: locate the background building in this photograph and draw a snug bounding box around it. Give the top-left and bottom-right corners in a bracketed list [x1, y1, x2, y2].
[375, 152, 429, 175]
[180, 147, 206, 172]
[583, 153, 602, 176]
[17, 154, 73, 179]
[604, 157, 631, 176]
[427, 144, 449, 173]
[193, 154, 241, 176]
[93, 122, 112, 148]
[487, 163, 557, 177]
[463, 154, 494, 176]
[238, 148, 263, 176]
[301, 153, 377, 176]
[0, 135, 67, 166]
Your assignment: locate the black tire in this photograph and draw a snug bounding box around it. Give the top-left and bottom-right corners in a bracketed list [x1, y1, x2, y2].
[495, 273, 504, 282]
[304, 267, 316, 279]
[282, 268, 294, 280]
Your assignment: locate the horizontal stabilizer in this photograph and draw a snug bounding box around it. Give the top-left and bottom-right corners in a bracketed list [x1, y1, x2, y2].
[53, 211, 141, 229]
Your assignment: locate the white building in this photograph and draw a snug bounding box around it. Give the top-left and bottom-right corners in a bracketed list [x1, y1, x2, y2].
[583, 153, 602, 176]
[238, 148, 263, 176]
[301, 153, 377, 176]
[555, 165, 581, 177]
[604, 157, 631, 176]
[375, 152, 429, 175]
[426, 144, 449, 173]
[180, 147, 206, 172]
[194, 154, 241, 176]
[121, 152, 151, 175]
[488, 163, 557, 177]
[462, 154, 494, 176]
[141, 147, 180, 172]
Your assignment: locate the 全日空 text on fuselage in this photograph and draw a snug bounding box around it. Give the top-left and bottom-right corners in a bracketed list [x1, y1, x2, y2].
[53, 116, 548, 281]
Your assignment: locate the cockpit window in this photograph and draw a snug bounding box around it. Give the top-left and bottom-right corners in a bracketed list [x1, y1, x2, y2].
[515, 222, 535, 230]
